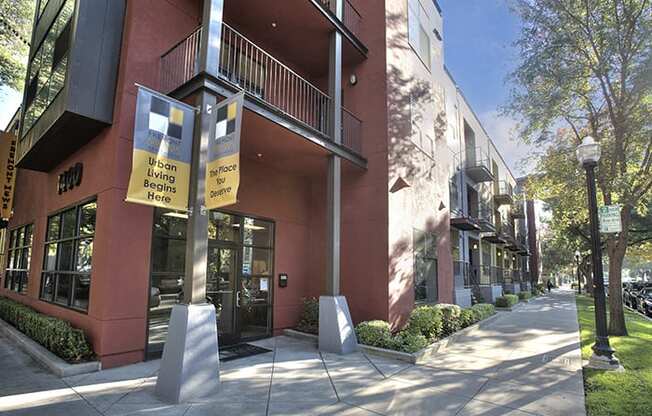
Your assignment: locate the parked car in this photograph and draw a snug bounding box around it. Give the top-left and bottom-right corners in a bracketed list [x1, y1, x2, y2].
[623, 282, 649, 307]
[635, 287, 652, 316]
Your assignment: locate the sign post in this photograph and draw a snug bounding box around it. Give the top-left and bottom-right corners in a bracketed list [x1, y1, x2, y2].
[599, 205, 622, 234]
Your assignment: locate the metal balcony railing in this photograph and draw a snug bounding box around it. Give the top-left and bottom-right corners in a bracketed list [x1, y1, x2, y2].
[160, 23, 362, 154]
[479, 201, 493, 223]
[465, 147, 492, 173]
[512, 270, 522, 283]
[503, 268, 513, 284]
[454, 261, 471, 288]
[511, 197, 525, 218]
[494, 180, 514, 206]
[479, 265, 491, 286]
[320, 0, 362, 38]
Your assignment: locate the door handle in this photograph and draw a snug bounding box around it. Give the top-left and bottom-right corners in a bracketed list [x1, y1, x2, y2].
[236, 291, 241, 308]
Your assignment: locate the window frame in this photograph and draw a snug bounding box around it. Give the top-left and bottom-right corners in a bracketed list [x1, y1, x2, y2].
[39, 198, 96, 313]
[413, 228, 438, 304]
[4, 224, 34, 294]
[407, 0, 432, 70]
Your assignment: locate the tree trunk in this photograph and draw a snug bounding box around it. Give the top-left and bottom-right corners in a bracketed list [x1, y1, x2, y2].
[606, 206, 631, 336]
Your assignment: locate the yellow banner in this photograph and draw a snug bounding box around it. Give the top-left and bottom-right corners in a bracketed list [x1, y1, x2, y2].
[126, 86, 195, 211]
[0, 131, 17, 220]
[126, 149, 190, 210]
[205, 92, 244, 210]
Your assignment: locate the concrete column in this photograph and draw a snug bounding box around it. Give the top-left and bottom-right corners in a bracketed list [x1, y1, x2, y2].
[319, 0, 356, 355]
[199, 0, 224, 78]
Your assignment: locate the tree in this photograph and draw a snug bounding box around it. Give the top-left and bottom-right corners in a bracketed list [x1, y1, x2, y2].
[0, 0, 34, 91]
[506, 0, 652, 336]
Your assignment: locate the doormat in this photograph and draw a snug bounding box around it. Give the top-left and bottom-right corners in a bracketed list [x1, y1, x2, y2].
[219, 343, 272, 362]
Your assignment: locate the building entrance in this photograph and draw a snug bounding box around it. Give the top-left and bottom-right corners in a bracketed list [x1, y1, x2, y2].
[147, 210, 274, 356]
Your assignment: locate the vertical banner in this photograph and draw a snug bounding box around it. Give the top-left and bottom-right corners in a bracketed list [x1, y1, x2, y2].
[126, 86, 195, 211]
[205, 92, 244, 210]
[0, 131, 17, 220]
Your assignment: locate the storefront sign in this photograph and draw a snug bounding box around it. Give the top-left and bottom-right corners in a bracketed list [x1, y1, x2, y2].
[599, 205, 622, 233]
[126, 86, 195, 210]
[58, 163, 83, 194]
[205, 92, 244, 210]
[0, 131, 17, 220]
[0, 132, 17, 220]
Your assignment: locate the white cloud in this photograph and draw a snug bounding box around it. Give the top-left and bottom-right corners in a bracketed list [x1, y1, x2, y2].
[479, 110, 538, 177]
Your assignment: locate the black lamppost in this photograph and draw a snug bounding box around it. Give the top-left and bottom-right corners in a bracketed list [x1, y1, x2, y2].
[576, 136, 621, 370]
[575, 250, 581, 294]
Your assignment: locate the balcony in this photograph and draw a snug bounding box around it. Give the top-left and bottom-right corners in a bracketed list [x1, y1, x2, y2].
[160, 23, 363, 157]
[484, 224, 506, 244]
[465, 147, 494, 183]
[517, 234, 530, 256]
[450, 210, 481, 231]
[512, 270, 522, 283]
[494, 181, 514, 206]
[478, 201, 495, 232]
[453, 261, 472, 288]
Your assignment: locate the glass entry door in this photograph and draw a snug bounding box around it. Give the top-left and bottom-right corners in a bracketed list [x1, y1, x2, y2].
[148, 209, 274, 355]
[207, 245, 238, 345]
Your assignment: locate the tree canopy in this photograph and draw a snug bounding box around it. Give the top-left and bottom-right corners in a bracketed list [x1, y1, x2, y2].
[0, 0, 34, 91]
[506, 0, 652, 335]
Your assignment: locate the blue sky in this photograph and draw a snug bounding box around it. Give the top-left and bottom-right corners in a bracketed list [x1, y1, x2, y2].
[440, 0, 533, 176]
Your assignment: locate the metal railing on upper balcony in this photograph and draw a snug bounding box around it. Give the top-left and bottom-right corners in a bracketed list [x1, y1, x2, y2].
[465, 146, 492, 172]
[320, 0, 362, 38]
[479, 201, 493, 223]
[160, 23, 362, 154]
[495, 180, 513, 198]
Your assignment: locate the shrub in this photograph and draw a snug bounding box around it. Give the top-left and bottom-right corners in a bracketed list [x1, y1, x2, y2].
[405, 306, 442, 341]
[390, 331, 429, 353]
[459, 309, 477, 328]
[0, 297, 93, 363]
[518, 291, 531, 301]
[470, 303, 495, 321]
[355, 320, 393, 349]
[433, 304, 462, 336]
[296, 297, 319, 334]
[495, 294, 519, 308]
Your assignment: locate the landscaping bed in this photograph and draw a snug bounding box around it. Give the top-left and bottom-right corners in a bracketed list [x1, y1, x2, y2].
[576, 295, 652, 416]
[0, 296, 94, 363]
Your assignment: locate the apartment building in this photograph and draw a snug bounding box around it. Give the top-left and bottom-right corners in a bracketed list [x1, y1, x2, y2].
[1, 0, 529, 368]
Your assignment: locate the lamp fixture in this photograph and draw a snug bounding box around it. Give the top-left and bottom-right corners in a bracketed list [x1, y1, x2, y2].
[576, 136, 601, 165]
[349, 74, 358, 85]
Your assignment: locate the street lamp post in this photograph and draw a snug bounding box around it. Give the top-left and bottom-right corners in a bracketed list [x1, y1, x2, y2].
[576, 136, 622, 371]
[575, 250, 581, 294]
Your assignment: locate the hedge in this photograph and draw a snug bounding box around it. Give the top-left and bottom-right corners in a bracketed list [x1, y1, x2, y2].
[296, 297, 319, 334]
[355, 303, 496, 353]
[495, 294, 519, 307]
[0, 297, 93, 363]
[518, 291, 531, 301]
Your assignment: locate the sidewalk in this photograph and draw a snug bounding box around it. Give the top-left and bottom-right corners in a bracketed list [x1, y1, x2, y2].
[0, 289, 585, 415]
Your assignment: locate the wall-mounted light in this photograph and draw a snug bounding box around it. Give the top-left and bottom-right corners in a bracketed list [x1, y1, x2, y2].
[349, 74, 358, 85]
[472, 243, 478, 250]
[271, 21, 278, 28]
[497, 251, 502, 257]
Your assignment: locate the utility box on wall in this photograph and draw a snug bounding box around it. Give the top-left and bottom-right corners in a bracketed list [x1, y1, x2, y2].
[18, 0, 125, 171]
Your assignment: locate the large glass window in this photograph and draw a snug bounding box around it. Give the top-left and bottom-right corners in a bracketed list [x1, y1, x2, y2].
[22, 0, 75, 135]
[4, 224, 33, 294]
[408, 0, 432, 68]
[414, 229, 438, 303]
[40, 200, 96, 312]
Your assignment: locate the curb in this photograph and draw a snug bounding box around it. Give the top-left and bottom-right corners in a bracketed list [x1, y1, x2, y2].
[0, 318, 101, 378]
[284, 312, 503, 364]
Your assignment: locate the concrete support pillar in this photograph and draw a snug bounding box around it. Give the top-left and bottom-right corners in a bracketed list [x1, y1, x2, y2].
[319, 0, 357, 354]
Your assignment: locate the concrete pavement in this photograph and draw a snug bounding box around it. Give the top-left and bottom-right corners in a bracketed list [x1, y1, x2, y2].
[0, 289, 585, 415]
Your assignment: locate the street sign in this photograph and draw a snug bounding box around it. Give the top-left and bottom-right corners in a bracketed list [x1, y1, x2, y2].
[599, 205, 621, 233]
